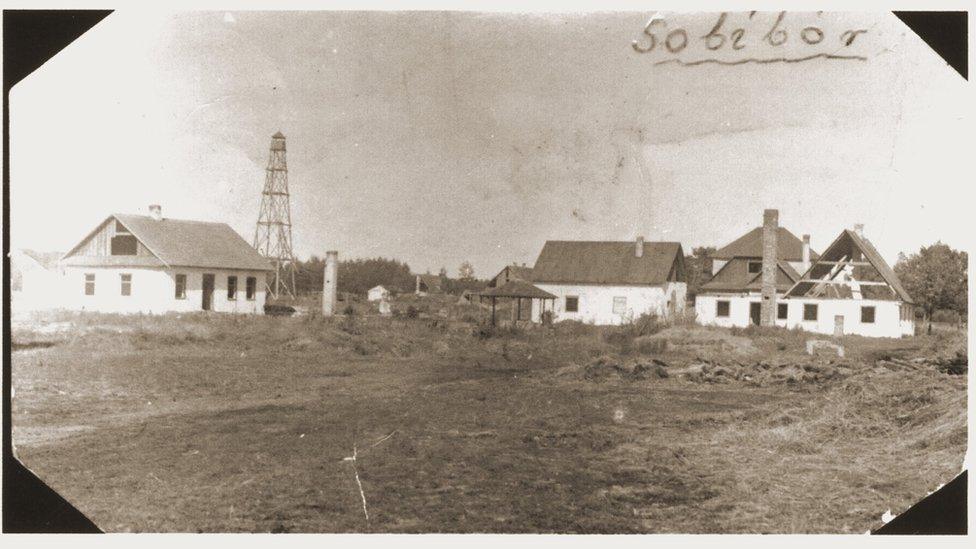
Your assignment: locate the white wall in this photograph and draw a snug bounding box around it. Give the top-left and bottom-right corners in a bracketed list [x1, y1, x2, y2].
[695, 293, 913, 338]
[367, 287, 389, 302]
[59, 266, 267, 314]
[532, 282, 686, 326]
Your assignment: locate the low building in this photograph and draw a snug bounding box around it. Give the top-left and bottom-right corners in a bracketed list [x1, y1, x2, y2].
[529, 237, 687, 325]
[414, 274, 443, 296]
[58, 206, 271, 314]
[695, 214, 817, 328]
[367, 285, 390, 302]
[10, 249, 64, 311]
[487, 264, 534, 288]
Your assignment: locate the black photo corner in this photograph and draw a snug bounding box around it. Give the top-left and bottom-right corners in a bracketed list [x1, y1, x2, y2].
[0, 8, 969, 535]
[3, 9, 112, 534]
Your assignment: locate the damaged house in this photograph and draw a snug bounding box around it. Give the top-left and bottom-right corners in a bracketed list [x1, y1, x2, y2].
[782, 225, 915, 338]
[695, 209, 914, 338]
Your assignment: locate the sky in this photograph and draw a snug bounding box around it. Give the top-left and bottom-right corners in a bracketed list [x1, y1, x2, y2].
[9, 10, 971, 278]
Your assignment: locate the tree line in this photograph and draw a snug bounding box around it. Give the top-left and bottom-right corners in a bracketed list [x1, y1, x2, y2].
[291, 256, 486, 297]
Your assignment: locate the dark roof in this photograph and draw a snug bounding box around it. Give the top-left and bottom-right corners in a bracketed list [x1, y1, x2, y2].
[417, 274, 443, 290]
[531, 241, 684, 285]
[490, 264, 535, 287]
[63, 214, 272, 271]
[700, 258, 800, 293]
[507, 265, 534, 281]
[479, 280, 556, 299]
[712, 226, 819, 261]
[785, 229, 912, 303]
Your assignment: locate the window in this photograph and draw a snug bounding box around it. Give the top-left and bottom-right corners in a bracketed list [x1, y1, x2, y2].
[747, 261, 762, 274]
[716, 300, 730, 317]
[565, 295, 579, 313]
[612, 296, 627, 314]
[120, 273, 132, 296]
[246, 277, 257, 300]
[84, 273, 95, 295]
[110, 234, 138, 255]
[803, 303, 818, 321]
[777, 302, 788, 320]
[227, 276, 238, 300]
[861, 306, 876, 324]
[175, 274, 187, 299]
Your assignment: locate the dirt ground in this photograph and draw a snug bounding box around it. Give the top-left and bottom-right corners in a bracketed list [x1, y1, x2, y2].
[9, 307, 968, 533]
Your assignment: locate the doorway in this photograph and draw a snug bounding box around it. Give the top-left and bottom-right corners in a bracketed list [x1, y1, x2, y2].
[749, 302, 761, 326]
[833, 315, 844, 336]
[202, 273, 215, 311]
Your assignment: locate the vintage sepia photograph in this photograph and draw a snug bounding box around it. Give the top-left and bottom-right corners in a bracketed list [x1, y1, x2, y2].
[3, 6, 971, 535]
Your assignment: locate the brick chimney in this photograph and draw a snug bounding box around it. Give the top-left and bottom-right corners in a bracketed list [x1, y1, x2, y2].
[801, 234, 811, 272]
[148, 204, 162, 221]
[760, 209, 778, 326]
[635, 236, 644, 258]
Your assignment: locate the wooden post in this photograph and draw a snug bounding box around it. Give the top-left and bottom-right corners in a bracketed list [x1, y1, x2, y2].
[491, 296, 496, 326]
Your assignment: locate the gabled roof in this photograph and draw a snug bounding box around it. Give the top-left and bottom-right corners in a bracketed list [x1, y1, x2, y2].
[785, 229, 912, 303]
[712, 226, 819, 261]
[531, 241, 684, 285]
[506, 265, 534, 281]
[700, 258, 800, 293]
[416, 274, 443, 290]
[479, 280, 557, 300]
[63, 214, 272, 271]
[489, 264, 535, 287]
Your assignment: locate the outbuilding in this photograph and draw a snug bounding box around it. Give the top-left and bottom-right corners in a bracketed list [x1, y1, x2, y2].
[367, 285, 390, 302]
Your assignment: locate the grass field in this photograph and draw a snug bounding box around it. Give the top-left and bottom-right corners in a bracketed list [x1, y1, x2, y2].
[9, 303, 967, 533]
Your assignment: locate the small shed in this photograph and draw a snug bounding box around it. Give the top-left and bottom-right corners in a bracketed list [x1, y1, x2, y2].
[367, 285, 390, 302]
[478, 280, 557, 326]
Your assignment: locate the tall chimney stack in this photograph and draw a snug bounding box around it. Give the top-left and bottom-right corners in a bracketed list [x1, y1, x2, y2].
[760, 209, 778, 326]
[148, 204, 162, 221]
[853, 223, 864, 238]
[801, 234, 811, 272]
[635, 236, 645, 258]
[322, 251, 338, 316]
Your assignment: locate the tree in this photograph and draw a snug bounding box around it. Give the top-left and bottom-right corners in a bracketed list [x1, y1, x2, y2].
[293, 256, 414, 296]
[684, 246, 716, 300]
[894, 242, 967, 330]
[438, 266, 448, 278]
[458, 261, 475, 281]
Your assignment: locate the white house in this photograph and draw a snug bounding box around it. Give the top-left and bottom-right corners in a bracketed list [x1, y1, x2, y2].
[529, 237, 687, 325]
[10, 249, 64, 311]
[696, 212, 914, 338]
[695, 214, 816, 328]
[780, 227, 914, 338]
[58, 206, 272, 314]
[367, 285, 390, 302]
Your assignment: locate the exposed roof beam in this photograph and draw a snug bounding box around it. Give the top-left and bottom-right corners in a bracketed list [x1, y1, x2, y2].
[798, 279, 890, 286]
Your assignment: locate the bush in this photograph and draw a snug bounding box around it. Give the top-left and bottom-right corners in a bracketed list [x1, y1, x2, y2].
[343, 305, 355, 316]
[406, 305, 419, 319]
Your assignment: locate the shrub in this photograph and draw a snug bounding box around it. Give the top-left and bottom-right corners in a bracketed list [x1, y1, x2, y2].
[406, 305, 419, 319]
[343, 304, 355, 316]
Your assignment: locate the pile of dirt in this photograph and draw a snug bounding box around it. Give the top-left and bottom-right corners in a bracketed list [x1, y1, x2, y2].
[583, 355, 668, 382]
[658, 355, 851, 386]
